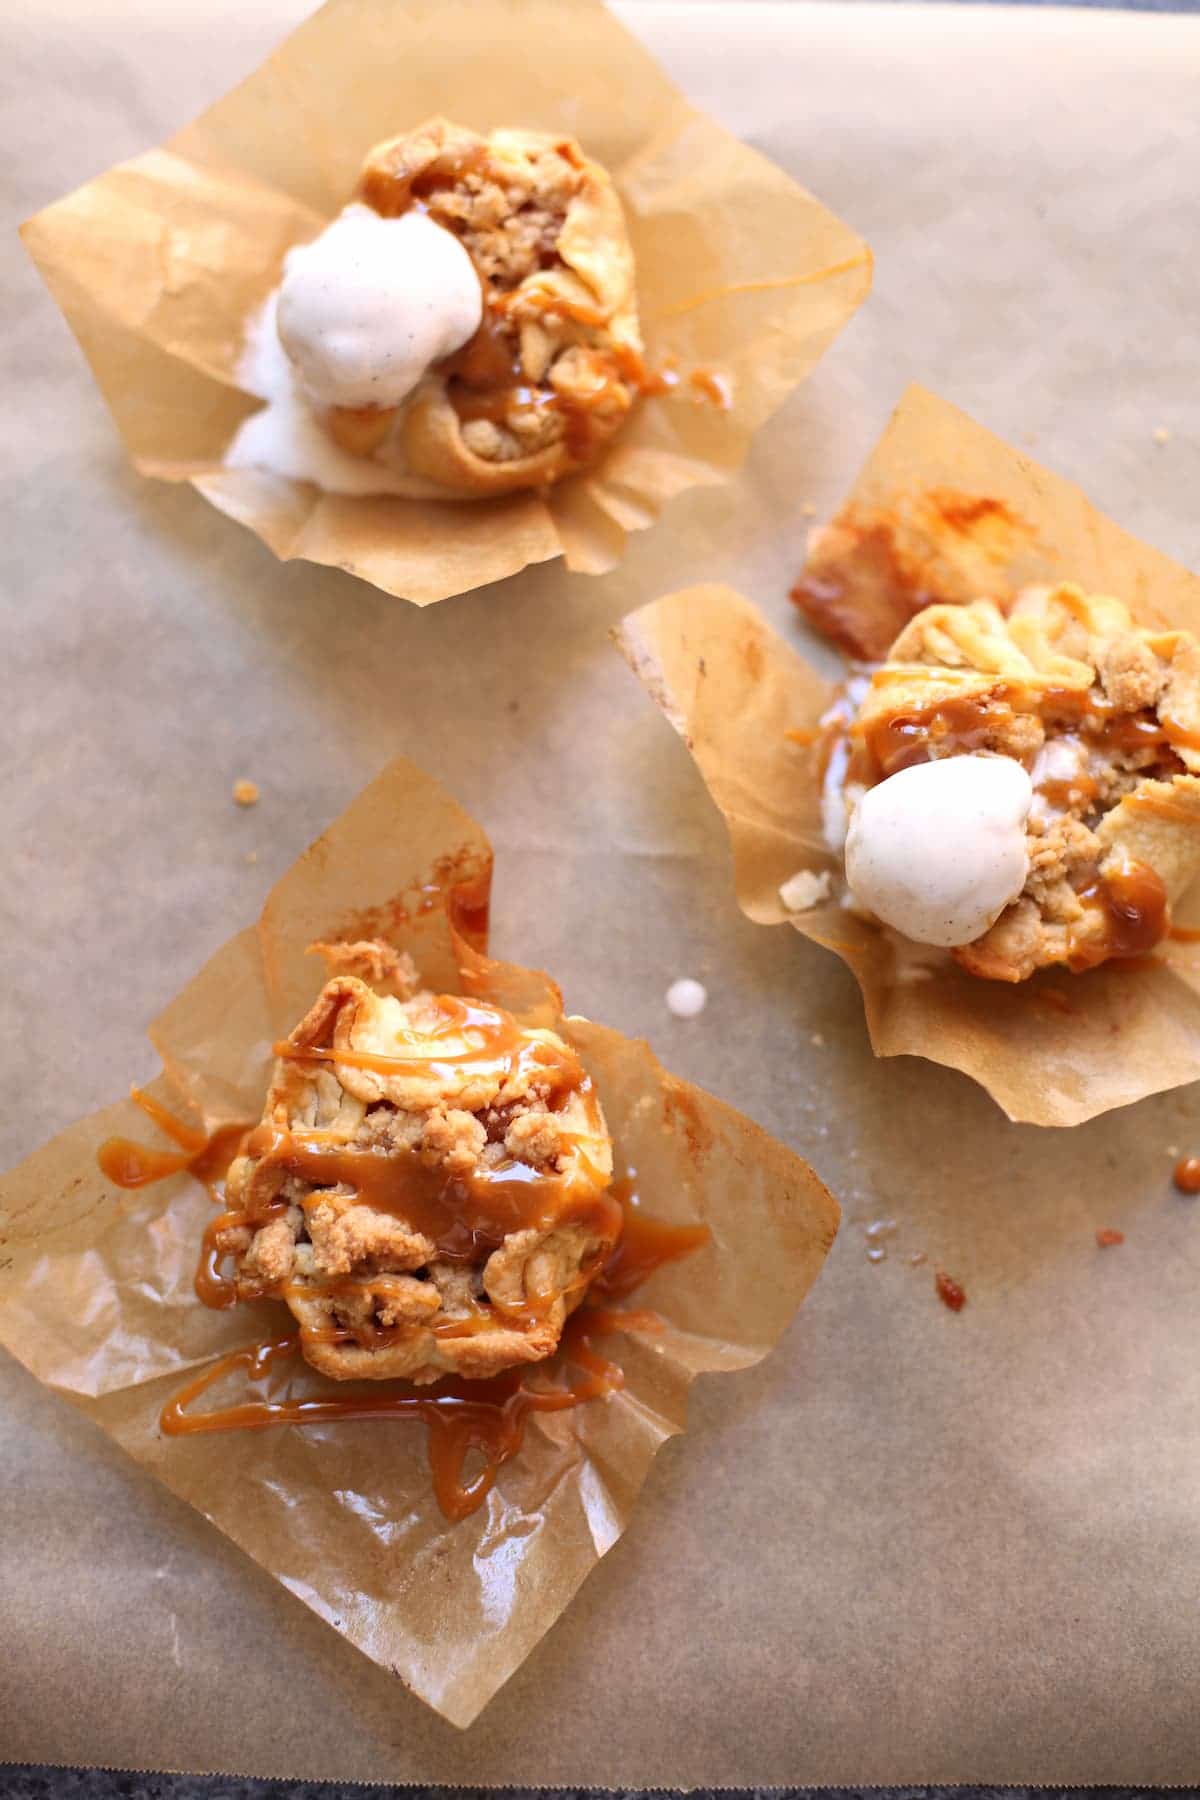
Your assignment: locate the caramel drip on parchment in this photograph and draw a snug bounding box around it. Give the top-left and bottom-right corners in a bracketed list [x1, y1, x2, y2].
[158, 1322, 623, 1523]
[99, 1084, 709, 1520]
[240, 1121, 621, 1267]
[163, 1166, 708, 1523]
[98, 1089, 247, 1196]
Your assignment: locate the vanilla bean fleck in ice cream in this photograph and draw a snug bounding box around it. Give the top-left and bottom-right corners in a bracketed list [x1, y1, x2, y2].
[276, 206, 482, 412]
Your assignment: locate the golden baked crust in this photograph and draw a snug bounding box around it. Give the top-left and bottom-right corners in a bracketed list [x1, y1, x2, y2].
[324, 117, 641, 496]
[217, 951, 619, 1383]
[833, 583, 1200, 980]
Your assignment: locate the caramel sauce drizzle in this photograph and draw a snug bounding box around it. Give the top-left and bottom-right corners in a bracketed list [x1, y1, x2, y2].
[99, 1090, 253, 1311]
[274, 990, 551, 1073]
[274, 996, 586, 1126]
[854, 678, 1197, 786]
[1068, 859, 1168, 971]
[261, 994, 617, 1262]
[492, 283, 613, 332]
[594, 1174, 713, 1304]
[98, 1089, 247, 1197]
[1037, 773, 1100, 812]
[195, 1198, 289, 1311]
[160, 1152, 709, 1522]
[98, 1050, 711, 1521]
[245, 1123, 621, 1266]
[158, 1319, 624, 1523]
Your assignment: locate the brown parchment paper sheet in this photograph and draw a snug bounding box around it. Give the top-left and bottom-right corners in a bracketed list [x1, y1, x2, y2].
[0, 757, 839, 1729]
[18, 0, 870, 606]
[617, 385, 1200, 1128]
[7, 0, 1200, 1783]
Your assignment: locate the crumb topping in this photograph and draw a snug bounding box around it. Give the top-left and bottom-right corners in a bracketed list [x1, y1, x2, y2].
[219, 956, 619, 1383]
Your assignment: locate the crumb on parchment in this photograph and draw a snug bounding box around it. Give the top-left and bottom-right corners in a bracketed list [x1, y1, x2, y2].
[780, 869, 832, 913]
[233, 779, 260, 807]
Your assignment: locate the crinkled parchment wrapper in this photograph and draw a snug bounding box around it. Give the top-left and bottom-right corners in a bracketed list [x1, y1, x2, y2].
[19, 0, 870, 607]
[615, 384, 1200, 1128]
[0, 758, 838, 1728]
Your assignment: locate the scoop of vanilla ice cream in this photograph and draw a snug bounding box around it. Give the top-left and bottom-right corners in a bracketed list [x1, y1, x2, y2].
[845, 754, 1033, 947]
[276, 205, 482, 411]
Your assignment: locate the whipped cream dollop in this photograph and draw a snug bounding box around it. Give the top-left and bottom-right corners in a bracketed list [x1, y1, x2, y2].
[276, 204, 482, 411]
[845, 754, 1033, 947]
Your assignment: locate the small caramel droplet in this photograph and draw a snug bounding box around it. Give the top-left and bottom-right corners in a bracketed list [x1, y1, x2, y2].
[1173, 1157, 1200, 1194]
[935, 1269, 966, 1312]
[233, 779, 260, 807]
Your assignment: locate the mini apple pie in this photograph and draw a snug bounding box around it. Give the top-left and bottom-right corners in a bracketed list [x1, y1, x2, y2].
[215, 943, 621, 1383]
[261, 116, 643, 498]
[821, 583, 1200, 981]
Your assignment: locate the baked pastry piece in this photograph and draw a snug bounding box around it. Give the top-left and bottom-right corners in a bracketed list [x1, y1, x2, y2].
[308, 118, 642, 495]
[216, 944, 620, 1382]
[826, 582, 1200, 980]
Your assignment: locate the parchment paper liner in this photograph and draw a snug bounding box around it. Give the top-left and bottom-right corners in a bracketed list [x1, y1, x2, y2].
[615, 383, 1200, 1128]
[19, 0, 870, 607]
[0, 757, 838, 1728]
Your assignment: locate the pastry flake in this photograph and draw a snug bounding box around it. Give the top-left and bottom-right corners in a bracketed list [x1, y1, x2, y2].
[829, 583, 1200, 981]
[792, 492, 1035, 662]
[217, 956, 620, 1383]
